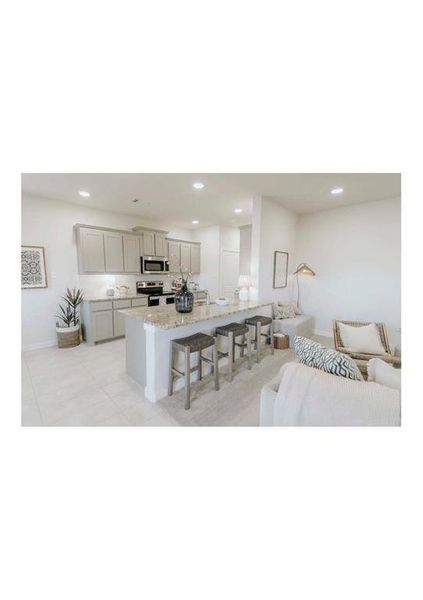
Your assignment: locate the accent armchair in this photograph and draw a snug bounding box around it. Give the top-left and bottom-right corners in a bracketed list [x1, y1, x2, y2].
[332, 320, 401, 368]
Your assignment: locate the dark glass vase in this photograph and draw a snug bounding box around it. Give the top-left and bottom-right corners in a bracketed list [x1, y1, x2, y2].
[175, 284, 194, 313]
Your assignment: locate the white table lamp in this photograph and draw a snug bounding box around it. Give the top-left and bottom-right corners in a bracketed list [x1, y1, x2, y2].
[238, 275, 252, 302]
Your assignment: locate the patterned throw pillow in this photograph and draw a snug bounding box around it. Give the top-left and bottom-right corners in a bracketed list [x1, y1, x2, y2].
[273, 303, 297, 319]
[294, 336, 363, 381]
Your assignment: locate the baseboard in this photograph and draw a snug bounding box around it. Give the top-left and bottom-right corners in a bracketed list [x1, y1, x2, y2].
[22, 340, 56, 352]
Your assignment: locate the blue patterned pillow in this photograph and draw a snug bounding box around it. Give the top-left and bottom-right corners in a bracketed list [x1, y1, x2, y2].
[294, 336, 363, 381]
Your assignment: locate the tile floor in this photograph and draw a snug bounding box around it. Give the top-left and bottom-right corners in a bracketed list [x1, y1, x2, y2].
[21, 338, 294, 427]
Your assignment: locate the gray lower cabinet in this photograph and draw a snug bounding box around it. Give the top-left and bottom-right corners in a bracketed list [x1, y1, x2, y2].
[82, 297, 148, 344]
[91, 310, 114, 341]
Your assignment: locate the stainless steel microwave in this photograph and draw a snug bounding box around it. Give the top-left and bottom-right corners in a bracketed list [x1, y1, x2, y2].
[140, 256, 169, 274]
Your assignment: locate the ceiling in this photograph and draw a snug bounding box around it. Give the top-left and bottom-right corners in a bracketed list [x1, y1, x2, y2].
[21, 173, 400, 229]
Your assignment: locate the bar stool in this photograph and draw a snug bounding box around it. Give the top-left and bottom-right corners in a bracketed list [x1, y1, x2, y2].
[244, 315, 274, 363]
[168, 332, 219, 410]
[215, 322, 252, 382]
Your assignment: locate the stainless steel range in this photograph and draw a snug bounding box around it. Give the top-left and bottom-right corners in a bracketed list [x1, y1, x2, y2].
[136, 281, 175, 307]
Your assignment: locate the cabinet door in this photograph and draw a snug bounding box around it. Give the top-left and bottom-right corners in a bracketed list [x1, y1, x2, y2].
[190, 244, 201, 273]
[92, 310, 114, 341]
[167, 240, 180, 272]
[180, 243, 191, 272]
[155, 233, 167, 257]
[123, 235, 141, 273]
[113, 310, 126, 337]
[104, 233, 124, 272]
[143, 231, 155, 255]
[79, 228, 105, 272]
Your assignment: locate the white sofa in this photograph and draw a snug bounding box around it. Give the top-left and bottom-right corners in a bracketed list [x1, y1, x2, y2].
[273, 315, 314, 347]
[260, 362, 400, 426]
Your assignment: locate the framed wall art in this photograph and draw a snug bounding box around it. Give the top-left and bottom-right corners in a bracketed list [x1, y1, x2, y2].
[21, 246, 48, 289]
[273, 251, 288, 288]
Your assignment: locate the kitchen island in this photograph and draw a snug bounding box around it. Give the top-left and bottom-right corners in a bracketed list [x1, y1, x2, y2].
[120, 301, 272, 402]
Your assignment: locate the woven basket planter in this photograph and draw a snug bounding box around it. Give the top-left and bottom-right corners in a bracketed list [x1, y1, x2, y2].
[56, 324, 81, 349]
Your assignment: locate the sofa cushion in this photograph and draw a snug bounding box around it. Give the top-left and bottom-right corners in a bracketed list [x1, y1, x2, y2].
[367, 358, 401, 390]
[294, 335, 363, 381]
[338, 322, 387, 355]
[270, 362, 400, 426]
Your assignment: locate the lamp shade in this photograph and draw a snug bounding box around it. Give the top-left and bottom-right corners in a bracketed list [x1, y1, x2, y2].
[294, 263, 315, 276]
[238, 275, 252, 287]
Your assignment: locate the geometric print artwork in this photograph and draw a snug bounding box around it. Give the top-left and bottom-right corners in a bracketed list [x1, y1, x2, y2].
[294, 335, 364, 381]
[21, 246, 47, 288]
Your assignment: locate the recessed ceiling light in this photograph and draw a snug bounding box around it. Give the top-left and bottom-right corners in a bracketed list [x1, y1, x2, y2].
[79, 190, 90, 198]
[193, 182, 204, 190]
[331, 187, 344, 194]
[192, 220, 199, 225]
[234, 208, 243, 213]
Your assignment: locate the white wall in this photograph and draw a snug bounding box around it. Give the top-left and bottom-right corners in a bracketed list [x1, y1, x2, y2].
[21, 194, 194, 350]
[295, 197, 401, 345]
[251, 196, 298, 303]
[239, 225, 252, 276]
[193, 225, 240, 300]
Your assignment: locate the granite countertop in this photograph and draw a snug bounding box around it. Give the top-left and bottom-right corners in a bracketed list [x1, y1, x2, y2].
[119, 300, 272, 330]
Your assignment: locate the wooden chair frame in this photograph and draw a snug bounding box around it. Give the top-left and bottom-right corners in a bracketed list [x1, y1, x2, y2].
[332, 319, 401, 367]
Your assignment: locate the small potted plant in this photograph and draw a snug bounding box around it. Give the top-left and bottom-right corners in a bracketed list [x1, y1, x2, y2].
[55, 288, 84, 348]
[174, 268, 194, 313]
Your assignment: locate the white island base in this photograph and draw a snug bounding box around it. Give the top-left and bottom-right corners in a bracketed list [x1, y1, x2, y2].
[121, 301, 272, 402]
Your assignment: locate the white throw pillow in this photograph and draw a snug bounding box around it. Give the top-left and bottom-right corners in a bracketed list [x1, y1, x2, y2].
[273, 303, 297, 319]
[278, 301, 301, 315]
[367, 358, 401, 391]
[338, 322, 387, 355]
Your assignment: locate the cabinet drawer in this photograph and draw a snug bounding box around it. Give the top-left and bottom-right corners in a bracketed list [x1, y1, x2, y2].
[90, 301, 113, 312]
[131, 298, 148, 307]
[113, 299, 131, 309]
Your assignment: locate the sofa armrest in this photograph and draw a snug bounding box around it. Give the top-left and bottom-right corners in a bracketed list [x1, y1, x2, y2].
[260, 375, 280, 426]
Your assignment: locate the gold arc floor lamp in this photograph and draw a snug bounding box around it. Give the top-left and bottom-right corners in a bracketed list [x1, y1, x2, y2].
[293, 263, 316, 309]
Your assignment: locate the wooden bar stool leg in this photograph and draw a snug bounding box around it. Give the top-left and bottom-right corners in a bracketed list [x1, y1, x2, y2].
[198, 350, 202, 380]
[270, 322, 274, 355]
[247, 328, 252, 369]
[168, 345, 174, 396]
[256, 323, 261, 363]
[213, 343, 219, 390]
[228, 331, 234, 381]
[240, 333, 245, 357]
[184, 346, 191, 410]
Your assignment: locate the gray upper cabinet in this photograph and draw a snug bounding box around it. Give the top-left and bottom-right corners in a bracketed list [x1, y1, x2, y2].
[78, 228, 105, 273]
[155, 233, 167, 257]
[75, 225, 201, 275]
[167, 240, 180, 272]
[123, 235, 141, 273]
[190, 244, 201, 274]
[104, 232, 124, 272]
[180, 243, 191, 272]
[143, 231, 155, 256]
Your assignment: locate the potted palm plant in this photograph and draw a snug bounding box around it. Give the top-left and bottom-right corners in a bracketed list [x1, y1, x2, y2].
[55, 288, 84, 348]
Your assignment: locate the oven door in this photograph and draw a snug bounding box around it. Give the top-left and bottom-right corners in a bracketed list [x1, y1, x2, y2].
[141, 257, 169, 274]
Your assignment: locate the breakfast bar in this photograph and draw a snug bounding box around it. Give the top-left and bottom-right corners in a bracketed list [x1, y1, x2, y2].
[120, 301, 272, 402]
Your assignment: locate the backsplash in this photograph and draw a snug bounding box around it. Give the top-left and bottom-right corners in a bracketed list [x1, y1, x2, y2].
[78, 273, 200, 296]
